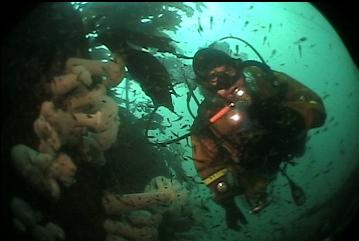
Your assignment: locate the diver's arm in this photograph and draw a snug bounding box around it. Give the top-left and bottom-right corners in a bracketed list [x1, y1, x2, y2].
[273, 71, 327, 129]
[191, 135, 219, 170]
[191, 134, 240, 199]
[191, 134, 239, 199]
[191, 134, 246, 228]
[245, 65, 326, 130]
[190, 104, 234, 185]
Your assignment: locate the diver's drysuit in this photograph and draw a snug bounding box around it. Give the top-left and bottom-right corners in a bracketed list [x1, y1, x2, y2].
[190, 59, 326, 229]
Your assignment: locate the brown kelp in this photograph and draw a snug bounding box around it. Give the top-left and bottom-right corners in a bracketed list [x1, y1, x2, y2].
[77, 2, 205, 110]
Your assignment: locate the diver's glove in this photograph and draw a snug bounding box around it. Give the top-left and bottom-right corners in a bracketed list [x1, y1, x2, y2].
[218, 197, 248, 231]
[248, 96, 305, 136]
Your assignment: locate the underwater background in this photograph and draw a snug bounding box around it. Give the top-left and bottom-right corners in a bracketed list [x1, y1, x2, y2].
[2, 2, 359, 241]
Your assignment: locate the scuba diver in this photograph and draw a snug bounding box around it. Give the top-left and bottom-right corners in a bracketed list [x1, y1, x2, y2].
[190, 47, 326, 230]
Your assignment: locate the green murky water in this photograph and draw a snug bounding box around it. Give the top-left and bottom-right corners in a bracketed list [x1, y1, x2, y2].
[2, 3, 359, 241]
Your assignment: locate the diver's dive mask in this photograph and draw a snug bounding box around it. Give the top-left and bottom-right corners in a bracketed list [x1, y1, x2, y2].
[205, 68, 244, 92]
[212, 72, 239, 90]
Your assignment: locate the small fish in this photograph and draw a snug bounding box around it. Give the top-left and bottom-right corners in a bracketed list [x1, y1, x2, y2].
[270, 49, 277, 58]
[174, 115, 183, 121]
[184, 155, 194, 160]
[249, 5, 253, 10]
[170, 131, 179, 137]
[270, 220, 279, 225]
[296, 37, 307, 43]
[252, 29, 258, 32]
[197, 18, 203, 34]
[185, 136, 190, 147]
[280, 63, 286, 66]
[309, 44, 316, 48]
[200, 200, 210, 212]
[268, 23, 272, 33]
[326, 161, 333, 167]
[244, 20, 249, 28]
[322, 94, 330, 100]
[180, 124, 190, 129]
[263, 36, 267, 45]
[235, 44, 239, 56]
[298, 44, 302, 57]
[313, 173, 321, 178]
[197, 25, 203, 34]
[210, 16, 213, 30]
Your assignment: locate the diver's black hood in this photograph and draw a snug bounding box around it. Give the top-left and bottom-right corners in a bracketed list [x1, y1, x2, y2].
[192, 48, 234, 81]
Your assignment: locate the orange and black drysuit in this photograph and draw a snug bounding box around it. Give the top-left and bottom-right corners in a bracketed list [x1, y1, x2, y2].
[190, 63, 326, 227]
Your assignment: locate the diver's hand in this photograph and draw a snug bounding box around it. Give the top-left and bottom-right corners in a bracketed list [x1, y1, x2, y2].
[249, 97, 305, 135]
